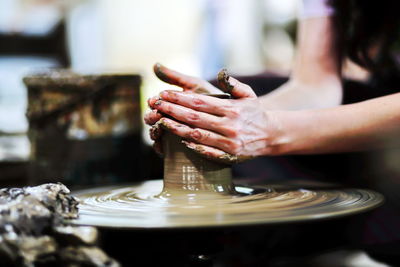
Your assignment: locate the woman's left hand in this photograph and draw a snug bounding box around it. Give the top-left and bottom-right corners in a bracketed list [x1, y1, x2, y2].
[148, 73, 283, 163]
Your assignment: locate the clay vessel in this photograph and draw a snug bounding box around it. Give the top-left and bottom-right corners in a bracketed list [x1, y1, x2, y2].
[160, 132, 236, 197]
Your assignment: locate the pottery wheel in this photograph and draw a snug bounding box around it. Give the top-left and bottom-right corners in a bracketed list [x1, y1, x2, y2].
[72, 180, 382, 228]
[71, 132, 383, 229]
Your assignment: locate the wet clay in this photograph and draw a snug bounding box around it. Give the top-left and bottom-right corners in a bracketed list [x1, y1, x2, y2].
[160, 132, 236, 197]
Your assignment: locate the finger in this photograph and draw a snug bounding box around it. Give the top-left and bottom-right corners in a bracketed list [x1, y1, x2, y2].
[159, 90, 230, 116]
[154, 62, 198, 89]
[182, 141, 252, 164]
[148, 95, 162, 108]
[150, 122, 163, 140]
[150, 100, 230, 135]
[217, 69, 257, 99]
[144, 109, 163, 125]
[154, 63, 220, 94]
[158, 118, 236, 152]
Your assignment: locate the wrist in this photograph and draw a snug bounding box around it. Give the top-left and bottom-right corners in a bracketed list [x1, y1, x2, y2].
[293, 15, 341, 83]
[263, 109, 318, 155]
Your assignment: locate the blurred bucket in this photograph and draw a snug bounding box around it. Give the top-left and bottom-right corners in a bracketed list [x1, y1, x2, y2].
[23, 69, 142, 188]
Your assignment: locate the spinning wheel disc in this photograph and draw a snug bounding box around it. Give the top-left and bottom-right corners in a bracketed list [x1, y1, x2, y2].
[71, 180, 383, 228]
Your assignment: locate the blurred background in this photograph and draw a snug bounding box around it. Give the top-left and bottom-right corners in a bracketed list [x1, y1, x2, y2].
[0, 1, 394, 266]
[0, 0, 298, 186]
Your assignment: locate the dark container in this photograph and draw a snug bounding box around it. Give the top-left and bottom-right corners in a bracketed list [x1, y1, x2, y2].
[23, 69, 142, 188]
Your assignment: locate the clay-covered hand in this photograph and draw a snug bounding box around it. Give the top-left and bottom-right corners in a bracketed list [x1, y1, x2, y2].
[145, 63, 226, 154]
[148, 69, 282, 164]
[145, 64, 238, 157]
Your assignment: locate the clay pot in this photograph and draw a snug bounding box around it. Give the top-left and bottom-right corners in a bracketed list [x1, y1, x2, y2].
[161, 132, 235, 197]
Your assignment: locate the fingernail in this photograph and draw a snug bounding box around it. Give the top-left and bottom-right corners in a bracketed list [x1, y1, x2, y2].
[148, 97, 155, 107]
[155, 100, 162, 106]
[154, 62, 162, 71]
[182, 140, 194, 148]
[156, 93, 163, 101]
[154, 63, 172, 84]
[160, 91, 168, 98]
[159, 120, 170, 129]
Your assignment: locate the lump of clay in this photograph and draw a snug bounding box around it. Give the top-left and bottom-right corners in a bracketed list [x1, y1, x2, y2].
[0, 183, 119, 267]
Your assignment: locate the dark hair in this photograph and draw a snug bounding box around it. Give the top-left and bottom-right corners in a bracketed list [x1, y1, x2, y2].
[330, 0, 400, 80]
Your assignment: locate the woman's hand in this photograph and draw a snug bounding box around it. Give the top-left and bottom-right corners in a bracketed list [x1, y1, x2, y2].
[145, 63, 225, 156]
[147, 70, 284, 163]
[145, 63, 223, 128]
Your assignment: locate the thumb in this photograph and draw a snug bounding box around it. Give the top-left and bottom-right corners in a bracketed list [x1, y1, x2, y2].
[154, 62, 196, 88]
[217, 69, 257, 99]
[154, 63, 219, 94]
[153, 63, 218, 93]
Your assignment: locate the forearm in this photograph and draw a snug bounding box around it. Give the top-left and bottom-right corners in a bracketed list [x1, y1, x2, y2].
[292, 16, 341, 83]
[260, 16, 342, 110]
[271, 93, 400, 155]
